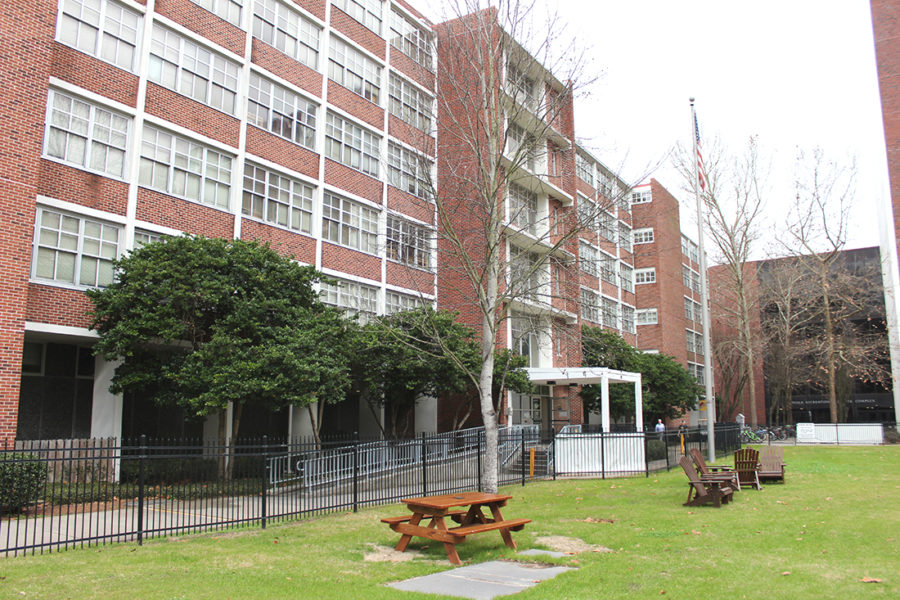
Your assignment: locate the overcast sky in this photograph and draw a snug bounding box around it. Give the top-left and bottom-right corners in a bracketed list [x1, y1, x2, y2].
[419, 0, 887, 256]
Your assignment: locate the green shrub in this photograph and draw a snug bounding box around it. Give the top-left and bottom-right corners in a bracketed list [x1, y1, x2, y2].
[646, 439, 667, 461]
[0, 453, 48, 512]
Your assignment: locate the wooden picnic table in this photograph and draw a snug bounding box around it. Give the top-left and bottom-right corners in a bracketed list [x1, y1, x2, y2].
[381, 491, 531, 565]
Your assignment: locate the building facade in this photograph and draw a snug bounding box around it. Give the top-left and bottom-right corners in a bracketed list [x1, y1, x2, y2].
[1, 0, 638, 443]
[629, 179, 707, 427]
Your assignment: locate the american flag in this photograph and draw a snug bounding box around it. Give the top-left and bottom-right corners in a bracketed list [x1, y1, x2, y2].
[693, 111, 708, 192]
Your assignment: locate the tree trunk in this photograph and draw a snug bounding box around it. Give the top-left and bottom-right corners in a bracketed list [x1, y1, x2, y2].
[820, 265, 839, 423]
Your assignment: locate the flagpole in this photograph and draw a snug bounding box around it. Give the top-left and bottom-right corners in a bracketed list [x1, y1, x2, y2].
[689, 97, 717, 462]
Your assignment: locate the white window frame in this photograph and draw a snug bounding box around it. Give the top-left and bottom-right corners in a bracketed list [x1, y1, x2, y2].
[190, 0, 243, 26]
[631, 189, 652, 205]
[621, 305, 635, 333]
[243, 162, 314, 234]
[619, 263, 633, 292]
[139, 125, 233, 209]
[508, 182, 538, 235]
[581, 287, 601, 323]
[329, 36, 382, 104]
[635, 267, 656, 284]
[56, 0, 141, 72]
[387, 142, 431, 199]
[599, 211, 616, 241]
[325, 112, 381, 177]
[33, 207, 121, 288]
[576, 152, 594, 185]
[320, 277, 379, 321]
[388, 72, 433, 132]
[44, 89, 130, 179]
[602, 297, 618, 330]
[386, 290, 425, 314]
[579, 242, 599, 277]
[247, 72, 318, 150]
[148, 25, 241, 115]
[633, 227, 654, 245]
[386, 214, 432, 270]
[334, 0, 382, 34]
[253, 0, 321, 70]
[618, 223, 632, 252]
[389, 8, 433, 70]
[599, 252, 616, 285]
[636, 308, 658, 326]
[322, 192, 379, 254]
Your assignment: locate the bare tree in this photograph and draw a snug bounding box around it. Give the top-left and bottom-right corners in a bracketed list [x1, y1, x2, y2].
[780, 153, 891, 422]
[675, 136, 767, 427]
[421, 0, 632, 492]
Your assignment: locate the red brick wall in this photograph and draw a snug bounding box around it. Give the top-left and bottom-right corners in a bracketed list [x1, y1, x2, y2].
[323, 160, 383, 203]
[330, 8, 386, 59]
[37, 162, 130, 216]
[245, 127, 321, 179]
[0, 0, 56, 440]
[26, 284, 93, 329]
[144, 83, 242, 147]
[135, 188, 235, 238]
[241, 219, 317, 265]
[385, 262, 433, 294]
[326, 82, 385, 129]
[155, 0, 247, 57]
[251, 39, 323, 97]
[49, 44, 139, 107]
[321, 242, 380, 279]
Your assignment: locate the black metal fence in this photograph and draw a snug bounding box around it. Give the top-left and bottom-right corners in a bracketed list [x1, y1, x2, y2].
[1, 424, 740, 557]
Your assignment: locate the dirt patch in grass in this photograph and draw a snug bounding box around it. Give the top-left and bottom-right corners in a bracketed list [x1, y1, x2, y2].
[363, 544, 424, 562]
[534, 535, 614, 554]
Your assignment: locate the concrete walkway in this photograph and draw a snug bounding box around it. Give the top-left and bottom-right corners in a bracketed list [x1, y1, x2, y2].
[388, 551, 573, 599]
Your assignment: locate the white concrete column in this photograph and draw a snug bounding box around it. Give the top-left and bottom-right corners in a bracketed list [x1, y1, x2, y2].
[634, 377, 644, 431]
[601, 373, 610, 433]
[291, 404, 315, 438]
[90, 357, 122, 440]
[415, 395, 438, 434]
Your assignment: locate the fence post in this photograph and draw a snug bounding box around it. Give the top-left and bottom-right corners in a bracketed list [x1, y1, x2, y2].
[261, 435, 268, 530]
[352, 439, 359, 513]
[137, 435, 146, 546]
[644, 432, 650, 477]
[551, 427, 557, 481]
[421, 432, 427, 497]
[476, 430, 482, 492]
[520, 427, 526, 487]
[600, 431, 606, 480]
[664, 430, 671, 471]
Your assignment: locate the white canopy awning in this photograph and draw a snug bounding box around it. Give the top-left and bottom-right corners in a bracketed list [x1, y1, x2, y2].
[524, 367, 644, 432]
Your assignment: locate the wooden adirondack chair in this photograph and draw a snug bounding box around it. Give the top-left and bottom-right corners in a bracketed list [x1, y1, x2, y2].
[734, 448, 762, 490]
[689, 448, 741, 492]
[679, 456, 734, 507]
[759, 446, 786, 483]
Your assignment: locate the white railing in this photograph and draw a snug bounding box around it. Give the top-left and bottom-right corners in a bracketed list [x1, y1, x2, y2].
[795, 423, 885, 445]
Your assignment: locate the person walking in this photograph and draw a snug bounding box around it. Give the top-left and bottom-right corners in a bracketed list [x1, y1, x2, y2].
[655, 419, 665, 440]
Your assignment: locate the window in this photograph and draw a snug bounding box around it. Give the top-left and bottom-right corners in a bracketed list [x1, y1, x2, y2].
[139, 126, 233, 208]
[508, 183, 538, 235]
[602, 297, 618, 329]
[322, 192, 379, 253]
[506, 123, 537, 171]
[506, 63, 537, 110]
[386, 215, 432, 270]
[581, 288, 601, 323]
[325, 112, 380, 176]
[686, 330, 697, 354]
[243, 163, 314, 233]
[33, 208, 120, 288]
[388, 73, 433, 132]
[618, 222, 631, 251]
[334, 0, 382, 33]
[598, 173, 614, 198]
[635, 267, 656, 284]
[692, 270, 702, 293]
[386, 291, 424, 314]
[253, 0, 320, 70]
[387, 142, 431, 199]
[633, 227, 654, 245]
[631, 189, 652, 205]
[579, 242, 598, 277]
[329, 36, 381, 103]
[694, 331, 705, 357]
[390, 9, 433, 69]
[578, 195, 597, 229]
[510, 246, 545, 301]
[600, 253, 616, 285]
[599, 211, 616, 241]
[684, 297, 694, 321]
[621, 305, 635, 333]
[510, 313, 541, 367]
[636, 308, 657, 326]
[44, 90, 130, 179]
[681, 236, 690, 256]
[149, 25, 240, 114]
[57, 0, 141, 71]
[320, 277, 378, 321]
[247, 73, 317, 149]
[689, 362, 705, 385]
[134, 230, 163, 247]
[682, 264, 692, 289]
[619, 263, 633, 292]
[576, 152, 594, 185]
[191, 0, 243, 26]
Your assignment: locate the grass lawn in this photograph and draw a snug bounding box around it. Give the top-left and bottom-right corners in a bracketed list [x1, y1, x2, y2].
[1, 445, 897, 599]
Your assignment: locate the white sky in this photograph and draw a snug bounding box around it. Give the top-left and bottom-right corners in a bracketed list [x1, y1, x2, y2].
[418, 0, 888, 256]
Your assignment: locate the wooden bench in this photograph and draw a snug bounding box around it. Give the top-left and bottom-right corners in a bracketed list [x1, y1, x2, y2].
[448, 518, 531, 539]
[759, 446, 785, 483]
[380, 510, 468, 525]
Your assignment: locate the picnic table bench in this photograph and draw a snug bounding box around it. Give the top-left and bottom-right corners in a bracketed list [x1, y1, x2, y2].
[382, 491, 531, 565]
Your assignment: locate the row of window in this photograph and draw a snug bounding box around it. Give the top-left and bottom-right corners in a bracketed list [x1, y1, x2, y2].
[686, 329, 705, 356]
[580, 288, 635, 333]
[320, 277, 426, 321]
[684, 297, 703, 322]
[46, 87, 433, 201]
[578, 197, 633, 250]
[681, 235, 700, 263]
[579, 242, 634, 291]
[682, 264, 702, 293]
[687, 362, 706, 385]
[62, 0, 434, 73]
[575, 152, 629, 210]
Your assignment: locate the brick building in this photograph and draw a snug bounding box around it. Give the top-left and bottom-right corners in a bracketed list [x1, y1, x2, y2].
[628, 179, 708, 427]
[0, 0, 636, 444]
[871, 0, 900, 424]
